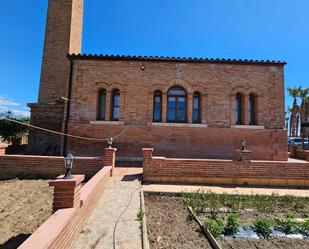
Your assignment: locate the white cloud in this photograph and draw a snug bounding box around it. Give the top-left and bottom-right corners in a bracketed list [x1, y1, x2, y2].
[0, 95, 20, 107]
[0, 95, 30, 117]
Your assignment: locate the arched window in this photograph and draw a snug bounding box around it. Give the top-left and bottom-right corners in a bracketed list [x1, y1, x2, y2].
[235, 93, 244, 125]
[97, 89, 106, 120]
[111, 89, 120, 121]
[153, 90, 162, 122]
[167, 86, 187, 123]
[192, 92, 201, 123]
[249, 93, 257, 125]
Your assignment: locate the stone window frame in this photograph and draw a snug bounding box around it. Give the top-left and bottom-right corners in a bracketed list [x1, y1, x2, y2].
[230, 86, 262, 128]
[148, 79, 208, 126]
[96, 88, 106, 121]
[93, 82, 126, 123]
[153, 90, 162, 122]
[249, 93, 258, 125]
[111, 89, 120, 121]
[166, 86, 188, 123]
[235, 92, 245, 125]
[192, 91, 202, 123]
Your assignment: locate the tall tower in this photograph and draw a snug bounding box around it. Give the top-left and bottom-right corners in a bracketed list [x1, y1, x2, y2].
[28, 0, 84, 154]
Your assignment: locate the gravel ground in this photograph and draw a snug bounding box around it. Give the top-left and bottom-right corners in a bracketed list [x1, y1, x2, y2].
[0, 179, 53, 248]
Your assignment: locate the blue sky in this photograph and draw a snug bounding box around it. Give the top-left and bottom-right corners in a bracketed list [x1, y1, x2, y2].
[0, 0, 308, 116]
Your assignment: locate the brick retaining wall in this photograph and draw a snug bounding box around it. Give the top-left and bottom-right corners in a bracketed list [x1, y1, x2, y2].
[0, 155, 104, 179]
[143, 148, 309, 187]
[19, 166, 112, 249]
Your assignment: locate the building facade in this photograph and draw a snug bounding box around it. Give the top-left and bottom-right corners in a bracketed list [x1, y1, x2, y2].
[28, 0, 288, 161]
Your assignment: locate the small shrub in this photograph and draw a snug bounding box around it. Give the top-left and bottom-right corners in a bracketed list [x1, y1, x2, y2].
[224, 213, 240, 235]
[136, 210, 144, 221]
[275, 213, 298, 234]
[253, 217, 272, 239]
[204, 218, 224, 238]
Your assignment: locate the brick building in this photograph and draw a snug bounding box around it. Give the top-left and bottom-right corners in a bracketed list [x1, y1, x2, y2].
[28, 0, 288, 161]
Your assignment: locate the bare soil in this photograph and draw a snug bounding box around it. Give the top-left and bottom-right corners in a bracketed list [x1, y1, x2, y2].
[145, 195, 212, 249]
[218, 236, 309, 249]
[0, 179, 53, 248]
[146, 195, 309, 249]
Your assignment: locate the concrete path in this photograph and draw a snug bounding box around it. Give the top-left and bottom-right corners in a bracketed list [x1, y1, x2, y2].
[71, 168, 142, 249]
[143, 183, 309, 197]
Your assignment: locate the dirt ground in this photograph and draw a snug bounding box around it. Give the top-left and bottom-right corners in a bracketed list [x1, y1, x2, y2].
[218, 236, 309, 249]
[0, 179, 53, 248]
[145, 195, 212, 249]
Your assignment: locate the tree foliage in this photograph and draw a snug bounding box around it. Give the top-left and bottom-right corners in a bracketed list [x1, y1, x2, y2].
[0, 111, 29, 145]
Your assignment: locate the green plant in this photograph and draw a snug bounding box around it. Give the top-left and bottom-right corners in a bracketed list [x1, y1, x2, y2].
[204, 218, 224, 238]
[136, 210, 144, 221]
[0, 111, 29, 145]
[275, 213, 298, 234]
[224, 213, 240, 235]
[297, 220, 309, 237]
[253, 217, 272, 239]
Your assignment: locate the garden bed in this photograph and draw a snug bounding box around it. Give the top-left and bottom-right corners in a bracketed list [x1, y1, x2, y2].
[145, 195, 212, 249]
[0, 179, 53, 248]
[182, 191, 309, 249]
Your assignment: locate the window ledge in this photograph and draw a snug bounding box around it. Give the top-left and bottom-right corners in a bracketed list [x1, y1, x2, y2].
[230, 125, 265, 129]
[90, 121, 124, 125]
[151, 122, 208, 128]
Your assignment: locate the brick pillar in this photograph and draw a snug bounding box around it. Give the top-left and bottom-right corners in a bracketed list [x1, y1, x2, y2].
[187, 93, 193, 123]
[0, 145, 7, 155]
[142, 148, 154, 179]
[104, 148, 117, 176]
[162, 93, 167, 123]
[105, 91, 111, 121]
[201, 94, 207, 124]
[244, 95, 249, 125]
[49, 175, 84, 213]
[147, 92, 153, 123]
[236, 150, 252, 163]
[289, 144, 297, 158]
[230, 94, 236, 125]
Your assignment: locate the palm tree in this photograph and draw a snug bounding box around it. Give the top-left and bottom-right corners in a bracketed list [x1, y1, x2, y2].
[298, 87, 309, 124]
[287, 87, 301, 137]
[286, 106, 292, 136]
[305, 95, 309, 123]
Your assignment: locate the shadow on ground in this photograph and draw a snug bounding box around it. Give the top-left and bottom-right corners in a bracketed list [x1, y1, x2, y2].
[121, 173, 142, 181]
[0, 234, 30, 249]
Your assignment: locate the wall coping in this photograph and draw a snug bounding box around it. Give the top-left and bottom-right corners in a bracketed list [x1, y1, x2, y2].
[152, 156, 233, 162]
[90, 120, 124, 125]
[230, 125, 265, 129]
[151, 156, 309, 165]
[81, 166, 111, 204]
[150, 122, 208, 128]
[0, 155, 103, 160]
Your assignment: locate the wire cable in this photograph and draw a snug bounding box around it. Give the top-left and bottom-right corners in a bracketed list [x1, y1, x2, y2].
[112, 187, 140, 249]
[0, 116, 130, 141]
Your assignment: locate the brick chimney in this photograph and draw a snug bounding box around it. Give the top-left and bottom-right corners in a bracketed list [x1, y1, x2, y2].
[28, 0, 84, 154]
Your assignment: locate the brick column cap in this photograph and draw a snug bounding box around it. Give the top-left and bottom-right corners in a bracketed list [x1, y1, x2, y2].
[237, 149, 252, 153]
[105, 148, 117, 152]
[142, 148, 154, 152]
[49, 175, 85, 187]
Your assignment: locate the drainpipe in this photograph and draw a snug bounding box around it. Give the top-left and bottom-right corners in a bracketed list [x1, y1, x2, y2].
[63, 56, 74, 156]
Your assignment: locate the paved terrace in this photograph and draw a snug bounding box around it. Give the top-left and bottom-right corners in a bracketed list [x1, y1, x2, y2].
[71, 168, 143, 249]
